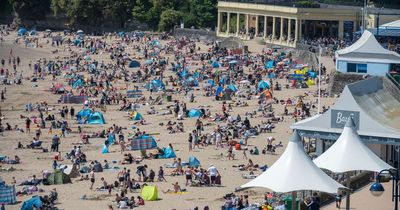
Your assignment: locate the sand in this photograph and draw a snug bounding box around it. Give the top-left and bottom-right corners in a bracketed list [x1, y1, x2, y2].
[0, 31, 388, 210]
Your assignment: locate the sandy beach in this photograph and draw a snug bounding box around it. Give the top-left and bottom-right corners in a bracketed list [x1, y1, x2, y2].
[0, 30, 360, 210]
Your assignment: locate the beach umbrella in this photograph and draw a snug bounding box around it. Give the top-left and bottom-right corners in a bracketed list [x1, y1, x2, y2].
[45, 29, 52, 33]
[225, 55, 235, 60]
[131, 135, 157, 150]
[76, 30, 84, 35]
[83, 55, 91, 61]
[240, 130, 345, 193]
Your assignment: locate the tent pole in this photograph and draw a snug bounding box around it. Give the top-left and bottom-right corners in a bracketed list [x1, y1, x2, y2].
[292, 191, 297, 210]
[346, 172, 351, 210]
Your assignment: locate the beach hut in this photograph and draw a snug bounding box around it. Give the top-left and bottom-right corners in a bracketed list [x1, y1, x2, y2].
[129, 60, 140, 68]
[141, 186, 158, 201]
[132, 111, 143, 121]
[0, 184, 16, 204]
[21, 196, 42, 210]
[131, 135, 157, 150]
[87, 112, 106, 124]
[46, 169, 71, 185]
[188, 109, 202, 118]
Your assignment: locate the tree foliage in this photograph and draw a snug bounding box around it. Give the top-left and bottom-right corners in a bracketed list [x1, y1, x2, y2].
[9, 0, 51, 20]
[9, 0, 218, 31]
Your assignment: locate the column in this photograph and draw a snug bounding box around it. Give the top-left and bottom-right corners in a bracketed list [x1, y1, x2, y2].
[294, 19, 301, 43]
[245, 14, 249, 36]
[255, 15, 259, 37]
[299, 19, 302, 39]
[264, 16, 267, 38]
[288, 19, 292, 43]
[236, 13, 240, 36]
[338, 20, 344, 39]
[227, 12, 230, 35]
[217, 12, 221, 34]
[280, 18, 284, 41]
[272, 16, 276, 39]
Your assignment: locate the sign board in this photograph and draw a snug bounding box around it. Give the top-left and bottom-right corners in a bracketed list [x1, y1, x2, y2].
[331, 109, 360, 130]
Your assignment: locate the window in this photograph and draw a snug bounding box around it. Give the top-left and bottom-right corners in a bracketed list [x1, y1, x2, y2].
[347, 63, 367, 73]
[347, 63, 356, 72]
[357, 64, 367, 73]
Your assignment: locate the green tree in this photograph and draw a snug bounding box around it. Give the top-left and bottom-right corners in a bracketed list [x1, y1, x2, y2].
[9, 0, 51, 20]
[105, 0, 134, 28]
[158, 8, 182, 31]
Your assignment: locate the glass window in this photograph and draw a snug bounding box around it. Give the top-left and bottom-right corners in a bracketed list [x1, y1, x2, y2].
[357, 64, 367, 73]
[347, 63, 356, 72]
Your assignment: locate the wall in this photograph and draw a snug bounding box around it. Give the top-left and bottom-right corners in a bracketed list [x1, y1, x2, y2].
[337, 60, 347, 72]
[367, 62, 389, 76]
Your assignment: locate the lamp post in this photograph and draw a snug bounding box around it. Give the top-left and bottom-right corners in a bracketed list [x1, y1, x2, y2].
[369, 169, 399, 210]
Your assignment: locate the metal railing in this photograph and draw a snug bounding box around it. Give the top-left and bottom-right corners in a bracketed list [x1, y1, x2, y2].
[386, 72, 400, 90]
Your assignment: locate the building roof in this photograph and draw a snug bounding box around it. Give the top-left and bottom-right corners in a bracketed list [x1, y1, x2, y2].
[380, 19, 400, 29]
[313, 119, 393, 173]
[336, 30, 400, 63]
[291, 77, 400, 145]
[240, 130, 344, 194]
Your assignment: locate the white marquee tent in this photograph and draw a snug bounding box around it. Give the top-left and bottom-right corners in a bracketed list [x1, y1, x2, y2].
[240, 130, 344, 194]
[314, 118, 393, 173]
[336, 30, 400, 64]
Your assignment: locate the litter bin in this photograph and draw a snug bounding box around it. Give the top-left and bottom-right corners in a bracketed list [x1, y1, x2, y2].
[167, 95, 172, 102]
[283, 195, 300, 210]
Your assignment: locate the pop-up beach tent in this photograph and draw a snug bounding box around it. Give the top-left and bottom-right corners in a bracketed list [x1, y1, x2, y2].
[46, 169, 71, 185]
[158, 147, 176, 159]
[188, 156, 201, 167]
[132, 111, 143, 121]
[257, 81, 270, 91]
[76, 108, 93, 121]
[188, 109, 202, 118]
[21, 196, 42, 210]
[129, 60, 140, 68]
[141, 186, 158, 201]
[87, 112, 106, 124]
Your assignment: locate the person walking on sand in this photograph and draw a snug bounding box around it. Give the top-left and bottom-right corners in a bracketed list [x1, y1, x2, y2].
[89, 169, 95, 190]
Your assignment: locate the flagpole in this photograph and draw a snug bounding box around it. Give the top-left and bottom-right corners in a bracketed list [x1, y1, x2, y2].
[318, 46, 322, 114]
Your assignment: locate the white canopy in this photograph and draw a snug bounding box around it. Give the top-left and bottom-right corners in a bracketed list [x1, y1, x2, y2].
[314, 118, 394, 173]
[240, 130, 344, 194]
[380, 19, 400, 29]
[336, 30, 400, 63]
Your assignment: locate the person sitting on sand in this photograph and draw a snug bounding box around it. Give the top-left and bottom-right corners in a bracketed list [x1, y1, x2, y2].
[136, 196, 144, 205]
[164, 182, 183, 194]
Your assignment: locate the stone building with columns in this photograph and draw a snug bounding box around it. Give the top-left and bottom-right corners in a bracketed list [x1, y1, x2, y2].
[217, 1, 400, 48]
